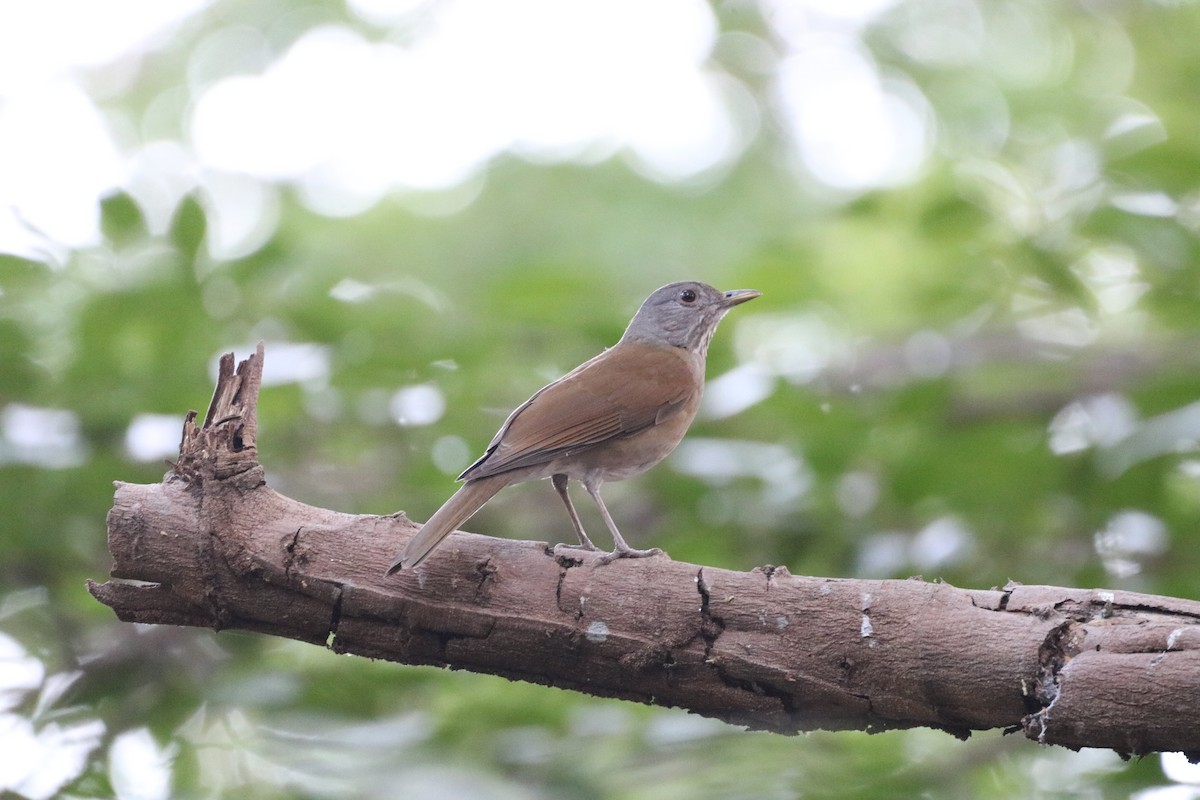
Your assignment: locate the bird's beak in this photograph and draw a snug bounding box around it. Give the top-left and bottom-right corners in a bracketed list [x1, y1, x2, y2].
[720, 289, 761, 307]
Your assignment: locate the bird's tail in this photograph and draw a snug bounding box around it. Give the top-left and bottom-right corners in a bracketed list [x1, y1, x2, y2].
[386, 474, 513, 574]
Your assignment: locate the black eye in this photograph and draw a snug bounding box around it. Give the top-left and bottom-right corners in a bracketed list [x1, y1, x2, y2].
[679, 289, 697, 304]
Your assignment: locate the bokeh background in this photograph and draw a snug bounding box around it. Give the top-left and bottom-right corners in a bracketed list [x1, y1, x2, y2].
[3, 0, 1200, 797]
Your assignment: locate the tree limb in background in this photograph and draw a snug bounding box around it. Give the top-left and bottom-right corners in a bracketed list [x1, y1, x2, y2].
[88, 345, 1200, 761]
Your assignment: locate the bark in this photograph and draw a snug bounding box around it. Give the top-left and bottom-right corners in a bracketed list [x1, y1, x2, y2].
[89, 345, 1200, 760]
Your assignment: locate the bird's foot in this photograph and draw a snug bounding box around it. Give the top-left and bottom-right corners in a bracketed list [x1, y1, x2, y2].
[552, 541, 600, 557]
[598, 545, 663, 565]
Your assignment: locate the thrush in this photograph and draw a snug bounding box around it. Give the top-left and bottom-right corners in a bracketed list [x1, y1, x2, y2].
[387, 281, 760, 573]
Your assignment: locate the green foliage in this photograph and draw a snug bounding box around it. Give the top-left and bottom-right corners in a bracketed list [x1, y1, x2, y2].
[2, 1, 1200, 798]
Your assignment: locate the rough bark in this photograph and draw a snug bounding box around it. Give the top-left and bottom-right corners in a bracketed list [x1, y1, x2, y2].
[89, 345, 1200, 760]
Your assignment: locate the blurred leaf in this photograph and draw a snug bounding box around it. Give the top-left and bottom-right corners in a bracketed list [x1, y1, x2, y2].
[0, 319, 37, 397]
[169, 195, 207, 264]
[100, 192, 148, 247]
[4, 2, 1200, 799]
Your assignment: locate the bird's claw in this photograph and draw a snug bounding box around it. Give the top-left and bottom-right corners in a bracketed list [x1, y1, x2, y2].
[598, 545, 663, 565]
[553, 541, 599, 556]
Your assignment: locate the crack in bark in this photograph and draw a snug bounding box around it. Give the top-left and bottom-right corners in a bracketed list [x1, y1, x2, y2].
[1058, 597, 1200, 624]
[1023, 620, 1084, 742]
[326, 583, 344, 648]
[552, 550, 585, 619]
[695, 568, 724, 660]
[473, 556, 497, 602]
[758, 564, 792, 585]
[695, 568, 798, 715]
[201, 528, 231, 631]
[283, 528, 302, 580]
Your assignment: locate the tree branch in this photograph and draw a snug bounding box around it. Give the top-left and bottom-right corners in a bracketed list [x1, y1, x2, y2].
[89, 345, 1200, 760]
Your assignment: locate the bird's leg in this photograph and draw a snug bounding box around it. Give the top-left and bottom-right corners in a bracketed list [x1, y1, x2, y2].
[551, 473, 599, 553]
[584, 479, 663, 564]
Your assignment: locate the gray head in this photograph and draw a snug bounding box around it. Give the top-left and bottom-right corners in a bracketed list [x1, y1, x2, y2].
[620, 281, 760, 353]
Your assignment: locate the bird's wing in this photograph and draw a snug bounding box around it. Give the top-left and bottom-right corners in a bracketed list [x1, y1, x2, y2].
[460, 342, 701, 480]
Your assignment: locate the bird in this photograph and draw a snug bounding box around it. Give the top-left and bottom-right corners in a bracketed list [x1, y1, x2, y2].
[386, 281, 760, 574]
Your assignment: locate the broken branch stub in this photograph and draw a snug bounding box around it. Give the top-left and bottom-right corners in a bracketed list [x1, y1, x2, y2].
[90, 346, 1200, 760]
